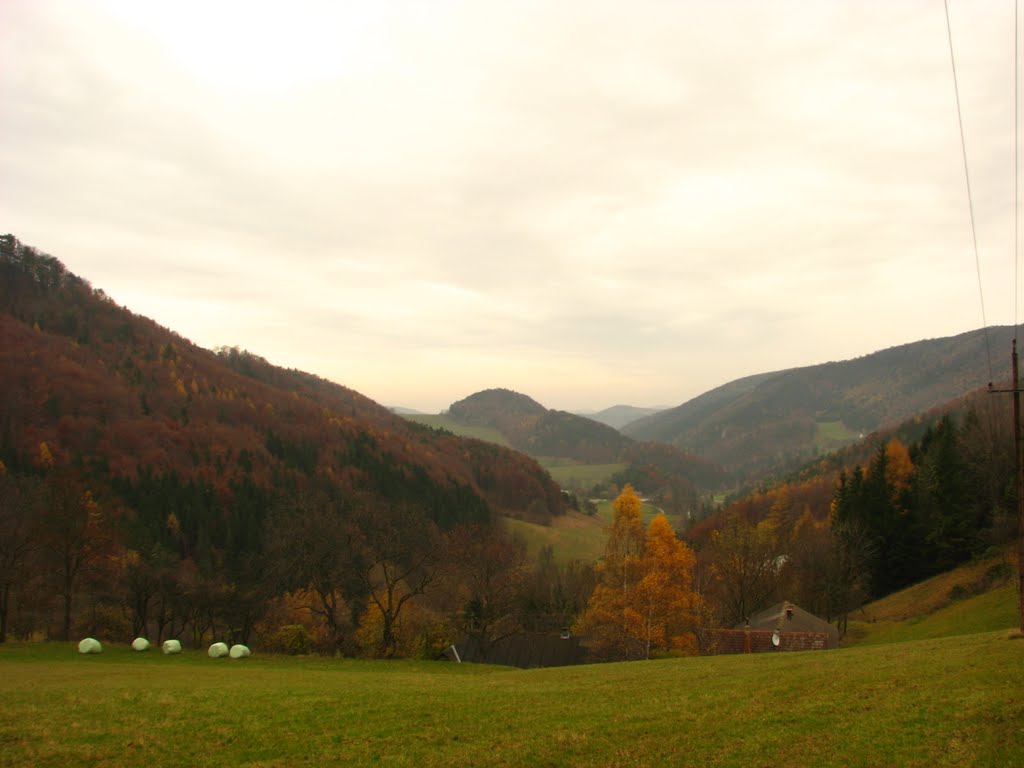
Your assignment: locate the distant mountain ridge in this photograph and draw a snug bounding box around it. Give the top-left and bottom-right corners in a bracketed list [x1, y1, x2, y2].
[583, 404, 666, 430]
[623, 327, 1019, 483]
[445, 388, 728, 498]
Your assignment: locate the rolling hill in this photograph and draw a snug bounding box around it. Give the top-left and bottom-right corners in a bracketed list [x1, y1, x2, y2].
[579, 404, 665, 430]
[623, 327, 1020, 484]
[448, 389, 629, 464]
[439, 389, 728, 505]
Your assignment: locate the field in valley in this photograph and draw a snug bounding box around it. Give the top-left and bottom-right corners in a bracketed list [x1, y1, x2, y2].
[505, 499, 666, 564]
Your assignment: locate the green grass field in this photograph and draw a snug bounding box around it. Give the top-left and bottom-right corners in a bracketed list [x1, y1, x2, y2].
[2, 631, 1022, 767]
[540, 462, 626, 490]
[815, 420, 860, 443]
[505, 511, 607, 564]
[846, 583, 1019, 646]
[505, 499, 667, 565]
[843, 549, 1020, 647]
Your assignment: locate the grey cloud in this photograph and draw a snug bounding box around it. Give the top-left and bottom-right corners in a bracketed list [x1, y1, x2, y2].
[1, 0, 1016, 412]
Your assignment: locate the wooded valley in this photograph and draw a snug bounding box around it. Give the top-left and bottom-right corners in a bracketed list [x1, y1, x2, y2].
[1, 233, 1019, 662]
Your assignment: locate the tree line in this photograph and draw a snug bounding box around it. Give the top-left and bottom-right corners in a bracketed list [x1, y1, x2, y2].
[692, 403, 1016, 636]
[3, 402, 1013, 658]
[0, 456, 593, 658]
[0, 461, 701, 663]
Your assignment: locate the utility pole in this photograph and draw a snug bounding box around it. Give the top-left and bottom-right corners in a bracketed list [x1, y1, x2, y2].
[989, 339, 1024, 633]
[1016, 341, 1024, 634]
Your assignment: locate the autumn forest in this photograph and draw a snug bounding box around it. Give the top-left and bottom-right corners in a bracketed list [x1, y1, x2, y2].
[0, 233, 1019, 662]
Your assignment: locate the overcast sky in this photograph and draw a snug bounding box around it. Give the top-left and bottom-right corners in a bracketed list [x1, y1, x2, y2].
[2, 1, 1019, 413]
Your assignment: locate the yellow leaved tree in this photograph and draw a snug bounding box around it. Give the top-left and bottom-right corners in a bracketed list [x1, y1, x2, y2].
[574, 485, 699, 660]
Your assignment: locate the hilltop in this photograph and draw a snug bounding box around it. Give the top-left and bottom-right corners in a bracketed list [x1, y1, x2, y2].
[448, 389, 628, 464]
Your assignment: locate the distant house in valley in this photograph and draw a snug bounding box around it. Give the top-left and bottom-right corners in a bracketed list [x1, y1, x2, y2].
[699, 601, 838, 655]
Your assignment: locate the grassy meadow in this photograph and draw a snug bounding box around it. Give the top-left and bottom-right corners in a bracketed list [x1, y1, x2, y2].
[847, 583, 1019, 646]
[844, 549, 1020, 647]
[2, 629, 1022, 767]
[505, 499, 667, 565]
[539, 461, 626, 491]
[814, 419, 860, 444]
[505, 510, 607, 564]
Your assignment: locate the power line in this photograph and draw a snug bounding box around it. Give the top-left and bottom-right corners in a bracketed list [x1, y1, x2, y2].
[944, 0, 994, 384]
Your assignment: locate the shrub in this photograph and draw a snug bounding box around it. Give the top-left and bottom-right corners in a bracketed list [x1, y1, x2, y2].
[982, 561, 1013, 587]
[266, 624, 312, 655]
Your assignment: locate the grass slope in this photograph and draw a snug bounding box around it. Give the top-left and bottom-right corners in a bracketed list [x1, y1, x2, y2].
[2, 633, 1022, 766]
[506, 500, 671, 565]
[538, 461, 626, 490]
[846, 584, 1018, 647]
[814, 419, 860, 446]
[505, 511, 606, 564]
[844, 549, 1019, 647]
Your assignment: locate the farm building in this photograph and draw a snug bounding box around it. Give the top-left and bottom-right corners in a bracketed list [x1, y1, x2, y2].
[699, 601, 838, 655]
[740, 601, 840, 649]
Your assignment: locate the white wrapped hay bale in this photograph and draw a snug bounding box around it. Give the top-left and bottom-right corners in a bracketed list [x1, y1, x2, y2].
[78, 637, 102, 654]
[162, 639, 182, 654]
[208, 642, 229, 658]
[229, 644, 250, 659]
[131, 637, 150, 652]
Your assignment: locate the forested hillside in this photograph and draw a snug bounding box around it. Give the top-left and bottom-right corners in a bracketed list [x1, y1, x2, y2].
[624, 329, 1019, 485]
[0, 234, 568, 654]
[445, 388, 728, 509]
[687, 387, 1017, 632]
[449, 389, 628, 463]
[3, 232, 1017, 661]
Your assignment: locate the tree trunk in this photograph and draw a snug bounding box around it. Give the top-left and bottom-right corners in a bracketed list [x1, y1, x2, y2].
[62, 591, 72, 641]
[60, 549, 76, 641]
[381, 614, 397, 658]
[0, 583, 9, 643]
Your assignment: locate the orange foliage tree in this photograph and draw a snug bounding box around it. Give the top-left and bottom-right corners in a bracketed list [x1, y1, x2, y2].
[574, 485, 699, 660]
[884, 438, 914, 500]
